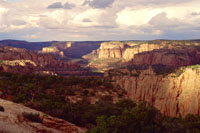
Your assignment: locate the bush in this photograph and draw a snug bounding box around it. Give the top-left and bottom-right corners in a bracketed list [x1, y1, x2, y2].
[183, 114, 200, 131]
[22, 112, 43, 123]
[0, 105, 4, 112]
[13, 93, 28, 103]
[83, 90, 89, 96]
[89, 102, 164, 133]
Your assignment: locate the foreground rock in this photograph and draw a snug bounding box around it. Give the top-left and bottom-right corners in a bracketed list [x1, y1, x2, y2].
[0, 98, 85, 133]
[106, 65, 200, 117]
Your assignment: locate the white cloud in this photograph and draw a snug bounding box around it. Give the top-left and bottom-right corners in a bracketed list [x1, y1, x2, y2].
[0, 0, 200, 41]
[116, 8, 164, 26]
[70, 9, 104, 27]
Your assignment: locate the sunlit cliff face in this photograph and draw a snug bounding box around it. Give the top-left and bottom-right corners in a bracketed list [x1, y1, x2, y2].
[0, 0, 200, 41]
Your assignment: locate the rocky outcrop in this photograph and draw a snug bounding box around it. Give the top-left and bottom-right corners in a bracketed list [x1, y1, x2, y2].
[0, 98, 85, 133]
[41, 46, 66, 58]
[123, 43, 163, 61]
[88, 41, 200, 61]
[98, 42, 127, 58]
[0, 46, 81, 75]
[90, 42, 165, 61]
[83, 41, 200, 72]
[106, 65, 200, 117]
[0, 46, 59, 67]
[42, 46, 60, 54]
[131, 47, 200, 68]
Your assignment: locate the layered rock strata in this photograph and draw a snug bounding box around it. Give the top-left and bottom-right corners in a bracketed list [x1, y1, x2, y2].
[0, 46, 80, 75]
[106, 66, 200, 117]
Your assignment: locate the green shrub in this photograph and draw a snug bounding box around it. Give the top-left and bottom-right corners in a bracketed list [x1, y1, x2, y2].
[152, 65, 176, 76]
[22, 112, 42, 123]
[83, 90, 89, 96]
[89, 102, 164, 133]
[13, 93, 28, 103]
[0, 105, 4, 112]
[183, 114, 200, 131]
[188, 64, 200, 70]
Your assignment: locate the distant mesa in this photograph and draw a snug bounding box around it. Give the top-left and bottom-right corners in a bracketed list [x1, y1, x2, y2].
[42, 46, 60, 54]
[83, 40, 200, 72]
[0, 46, 82, 75]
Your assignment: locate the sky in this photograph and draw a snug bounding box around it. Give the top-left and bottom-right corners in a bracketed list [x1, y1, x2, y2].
[0, 0, 200, 41]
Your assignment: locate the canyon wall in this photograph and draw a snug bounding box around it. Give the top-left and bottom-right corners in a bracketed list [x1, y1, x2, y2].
[131, 47, 200, 68]
[0, 46, 81, 75]
[90, 41, 200, 61]
[0, 46, 59, 67]
[93, 42, 166, 61]
[123, 43, 163, 61]
[84, 41, 200, 72]
[107, 66, 200, 117]
[98, 42, 127, 58]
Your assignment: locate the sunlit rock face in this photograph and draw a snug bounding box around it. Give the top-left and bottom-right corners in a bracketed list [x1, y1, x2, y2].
[102, 40, 200, 117]
[84, 40, 200, 72]
[0, 46, 59, 67]
[106, 66, 200, 117]
[0, 46, 81, 75]
[98, 42, 127, 59]
[93, 42, 164, 61]
[42, 46, 60, 54]
[0, 98, 85, 133]
[90, 40, 200, 61]
[123, 43, 162, 61]
[130, 47, 200, 68]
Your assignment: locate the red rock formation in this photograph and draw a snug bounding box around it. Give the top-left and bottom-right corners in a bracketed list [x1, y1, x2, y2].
[0, 46, 81, 75]
[0, 98, 86, 133]
[106, 66, 200, 117]
[84, 41, 200, 72]
[98, 42, 127, 58]
[131, 47, 200, 68]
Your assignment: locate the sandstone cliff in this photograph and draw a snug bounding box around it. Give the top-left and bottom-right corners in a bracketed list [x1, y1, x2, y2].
[106, 65, 200, 117]
[84, 41, 200, 72]
[0, 98, 85, 133]
[0, 46, 81, 75]
[98, 42, 127, 58]
[131, 47, 200, 68]
[42, 46, 60, 54]
[41, 46, 67, 59]
[123, 43, 163, 61]
[94, 41, 200, 61]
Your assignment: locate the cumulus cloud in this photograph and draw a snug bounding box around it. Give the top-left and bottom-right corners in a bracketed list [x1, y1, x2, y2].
[82, 18, 92, 22]
[47, 2, 75, 9]
[149, 12, 179, 26]
[63, 2, 75, 9]
[83, 0, 114, 8]
[1, 0, 200, 41]
[47, 2, 63, 9]
[191, 12, 200, 16]
[9, 19, 27, 26]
